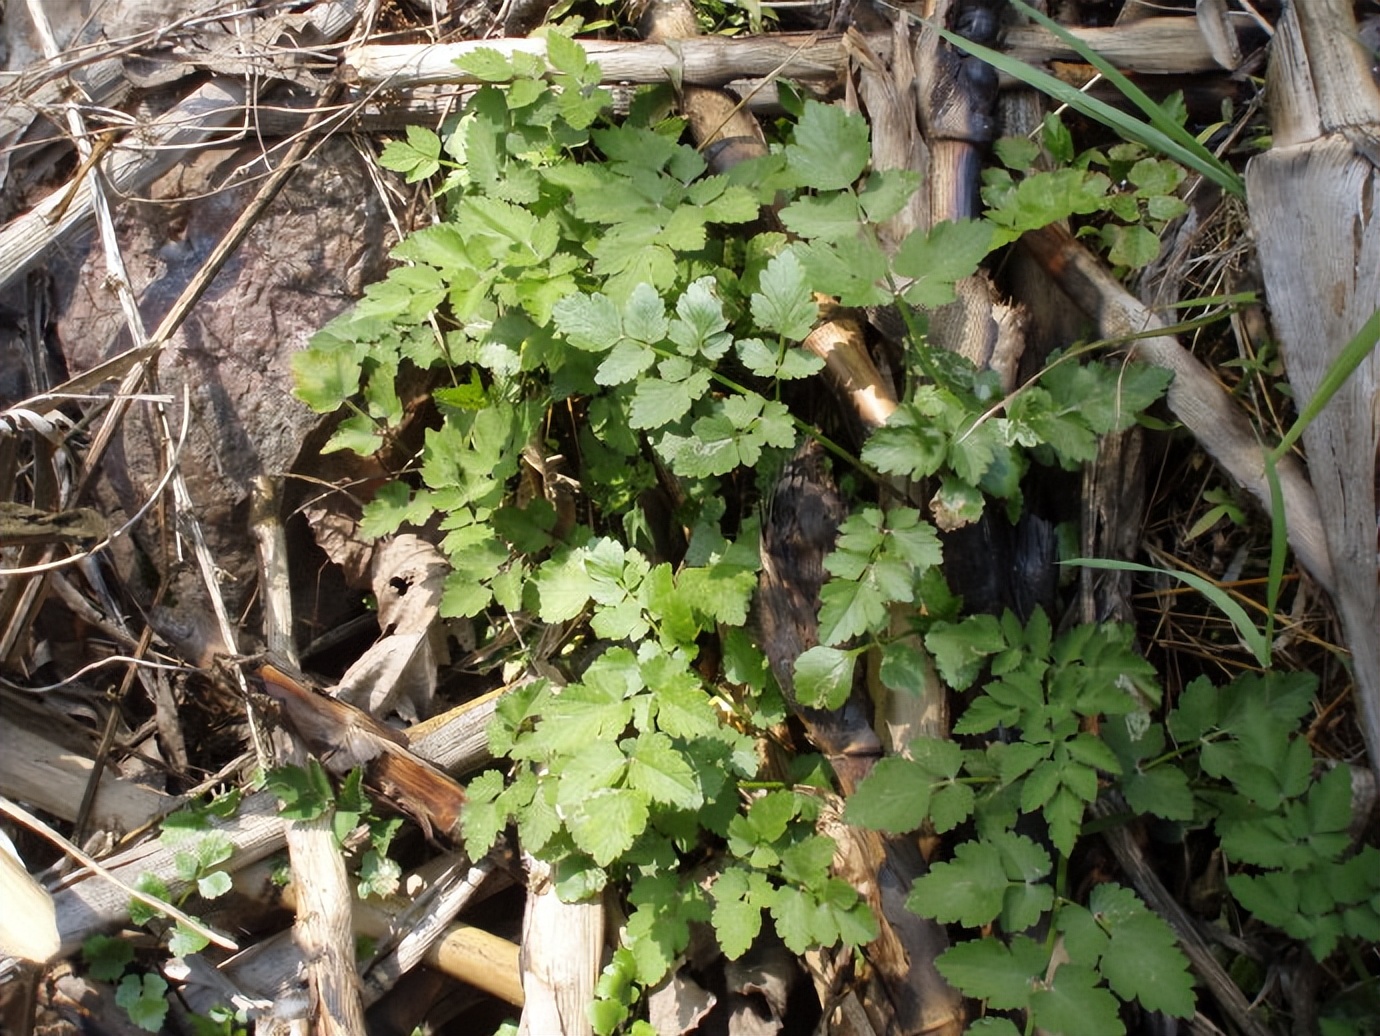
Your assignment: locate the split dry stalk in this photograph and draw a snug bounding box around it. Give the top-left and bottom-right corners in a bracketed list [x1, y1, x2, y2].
[1244, 0, 1380, 783]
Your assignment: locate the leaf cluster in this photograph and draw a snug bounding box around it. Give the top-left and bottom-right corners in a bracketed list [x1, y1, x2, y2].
[986, 111, 1191, 269]
[290, 41, 1202, 1030]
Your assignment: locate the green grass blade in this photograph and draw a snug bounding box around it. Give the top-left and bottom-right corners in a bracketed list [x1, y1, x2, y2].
[1064, 557, 1268, 666]
[1263, 453, 1286, 661]
[1270, 305, 1380, 461]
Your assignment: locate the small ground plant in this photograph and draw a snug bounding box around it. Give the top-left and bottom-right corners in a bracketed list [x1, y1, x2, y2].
[292, 36, 1376, 1036]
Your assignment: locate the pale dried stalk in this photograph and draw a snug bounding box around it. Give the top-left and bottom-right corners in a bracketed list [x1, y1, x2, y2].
[3, 688, 494, 975]
[518, 855, 603, 1036]
[0, 79, 246, 293]
[1244, 0, 1380, 781]
[344, 33, 873, 88]
[0, 709, 175, 834]
[257, 464, 363, 1032]
[190, 855, 514, 1016]
[0, 796, 236, 952]
[283, 779, 366, 1034]
[251, 475, 298, 666]
[1001, 14, 1255, 74]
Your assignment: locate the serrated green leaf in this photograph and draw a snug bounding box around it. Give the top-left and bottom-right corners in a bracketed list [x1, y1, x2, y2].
[669, 278, 731, 358]
[1045, 786, 1085, 858]
[1087, 884, 1196, 1017]
[1121, 764, 1195, 821]
[862, 407, 949, 479]
[995, 136, 1041, 170]
[737, 337, 825, 380]
[908, 839, 1006, 926]
[565, 787, 649, 867]
[751, 248, 818, 340]
[779, 834, 836, 888]
[936, 936, 1044, 1009]
[785, 100, 871, 190]
[711, 867, 772, 959]
[1103, 223, 1161, 268]
[83, 934, 134, 981]
[745, 790, 797, 843]
[793, 645, 858, 709]
[196, 870, 232, 900]
[553, 291, 622, 351]
[845, 756, 934, 833]
[930, 783, 976, 833]
[455, 47, 516, 81]
[630, 369, 712, 429]
[622, 281, 669, 343]
[858, 167, 922, 223]
[626, 731, 702, 808]
[168, 923, 210, 958]
[116, 973, 170, 1032]
[534, 546, 591, 622]
[544, 31, 593, 79]
[926, 615, 1005, 690]
[556, 739, 627, 802]
[778, 192, 865, 242]
[1065, 732, 1123, 775]
[817, 575, 888, 646]
[770, 885, 816, 954]
[984, 168, 1111, 247]
[1030, 964, 1124, 1036]
[293, 336, 367, 412]
[596, 339, 656, 386]
[797, 235, 891, 307]
[378, 125, 441, 181]
[878, 640, 932, 696]
[894, 219, 994, 309]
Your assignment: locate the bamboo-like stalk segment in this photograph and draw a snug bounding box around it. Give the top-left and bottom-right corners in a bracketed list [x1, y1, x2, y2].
[1002, 14, 1256, 74]
[344, 33, 873, 88]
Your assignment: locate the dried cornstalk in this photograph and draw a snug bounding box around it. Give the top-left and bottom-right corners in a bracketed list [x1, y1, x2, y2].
[344, 33, 878, 89]
[1001, 14, 1254, 74]
[1244, 0, 1380, 782]
[0, 707, 175, 834]
[282, 745, 367, 1035]
[518, 854, 604, 1036]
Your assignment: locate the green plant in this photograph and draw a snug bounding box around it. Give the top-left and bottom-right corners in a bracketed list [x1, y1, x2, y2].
[290, 38, 1303, 1032]
[187, 1004, 251, 1036]
[985, 113, 1190, 271]
[116, 972, 171, 1032]
[264, 763, 404, 898]
[128, 792, 240, 958]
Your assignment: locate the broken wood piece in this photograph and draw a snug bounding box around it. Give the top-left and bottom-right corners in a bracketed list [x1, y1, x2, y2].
[1001, 13, 1258, 74]
[802, 311, 899, 431]
[0, 0, 362, 294]
[251, 661, 468, 842]
[185, 854, 515, 1018]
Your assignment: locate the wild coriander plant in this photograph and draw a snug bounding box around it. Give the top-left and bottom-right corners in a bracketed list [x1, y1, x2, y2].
[290, 36, 1370, 1035]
